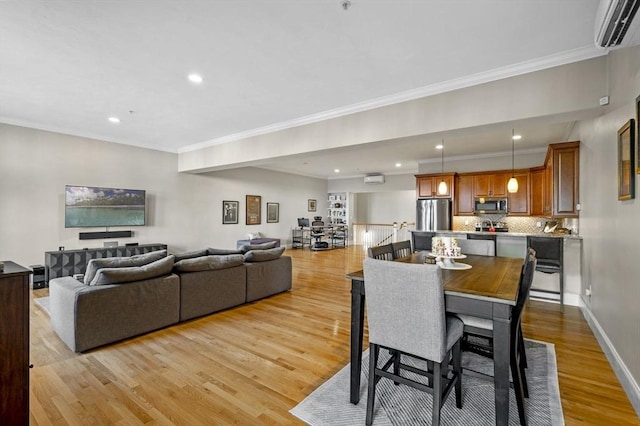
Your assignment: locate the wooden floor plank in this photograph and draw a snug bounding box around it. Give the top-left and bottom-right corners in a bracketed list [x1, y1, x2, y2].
[29, 245, 639, 425]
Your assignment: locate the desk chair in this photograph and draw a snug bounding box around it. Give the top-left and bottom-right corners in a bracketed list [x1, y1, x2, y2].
[310, 219, 326, 248]
[411, 231, 435, 252]
[457, 239, 495, 256]
[367, 244, 394, 260]
[457, 249, 537, 426]
[363, 258, 463, 426]
[391, 240, 412, 259]
[527, 236, 564, 310]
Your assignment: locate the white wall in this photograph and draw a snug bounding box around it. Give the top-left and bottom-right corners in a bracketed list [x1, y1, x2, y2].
[354, 191, 416, 224]
[0, 124, 327, 266]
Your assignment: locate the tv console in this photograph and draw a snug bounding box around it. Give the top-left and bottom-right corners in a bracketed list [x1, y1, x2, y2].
[44, 243, 167, 283]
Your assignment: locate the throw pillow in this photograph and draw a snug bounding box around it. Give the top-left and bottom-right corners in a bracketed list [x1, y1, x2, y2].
[174, 254, 245, 272]
[207, 248, 244, 255]
[247, 232, 262, 240]
[244, 246, 286, 262]
[90, 255, 175, 286]
[174, 249, 208, 262]
[239, 241, 278, 253]
[83, 249, 167, 284]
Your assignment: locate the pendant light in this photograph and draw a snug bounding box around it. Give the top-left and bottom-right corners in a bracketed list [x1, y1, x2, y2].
[507, 129, 519, 193]
[437, 138, 448, 195]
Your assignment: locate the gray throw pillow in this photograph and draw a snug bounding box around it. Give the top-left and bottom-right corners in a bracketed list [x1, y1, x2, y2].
[207, 248, 244, 255]
[90, 255, 175, 286]
[239, 241, 278, 253]
[174, 254, 245, 272]
[174, 249, 208, 262]
[84, 249, 167, 284]
[243, 246, 286, 262]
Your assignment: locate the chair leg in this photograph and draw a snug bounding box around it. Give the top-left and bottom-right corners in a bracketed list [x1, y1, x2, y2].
[432, 362, 442, 426]
[517, 329, 529, 398]
[518, 326, 528, 369]
[510, 342, 528, 426]
[453, 339, 462, 408]
[366, 344, 379, 426]
[393, 351, 401, 385]
[559, 268, 564, 312]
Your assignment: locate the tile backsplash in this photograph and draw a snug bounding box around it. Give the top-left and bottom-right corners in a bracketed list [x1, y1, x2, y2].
[453, 215, 579, 235]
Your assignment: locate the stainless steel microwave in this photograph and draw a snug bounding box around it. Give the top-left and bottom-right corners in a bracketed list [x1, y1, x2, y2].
[473, 197, 508, 214]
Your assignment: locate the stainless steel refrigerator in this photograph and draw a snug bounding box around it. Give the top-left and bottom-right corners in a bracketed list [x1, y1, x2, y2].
[416, 199, 452, 231]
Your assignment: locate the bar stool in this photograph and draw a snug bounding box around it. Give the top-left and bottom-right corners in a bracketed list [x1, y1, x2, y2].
[526, 236, 564, 310]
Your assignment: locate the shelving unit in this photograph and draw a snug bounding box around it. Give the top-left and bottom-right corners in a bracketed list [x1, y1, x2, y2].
[327, 192, 349, 226]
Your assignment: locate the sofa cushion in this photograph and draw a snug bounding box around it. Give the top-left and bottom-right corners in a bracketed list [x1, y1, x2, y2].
[207, 248, 244, 255]
[247, 232, 262, 240]
[90, 255, 175, 286]
[84, 249, 167, 284]
[174, 254, 245, 272]
[174, 249, 209, 262]
[239, 241, 278, 253]
[244, 246, 286, 262]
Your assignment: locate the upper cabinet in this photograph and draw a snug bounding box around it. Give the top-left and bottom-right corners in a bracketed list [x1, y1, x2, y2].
[472, 172, 509, 198]
[416, 173, 455, 198]
[546, 141, 580, 217]
[454, 174, 474, 215]
[529, 166, 545, 216]
[506, 171, 530, 216]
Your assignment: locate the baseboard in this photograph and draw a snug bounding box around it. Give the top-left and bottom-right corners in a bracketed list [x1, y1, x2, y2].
[579, 298, 640, 417]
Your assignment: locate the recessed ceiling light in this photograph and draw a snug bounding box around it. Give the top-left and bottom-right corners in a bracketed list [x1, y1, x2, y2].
[188, 74, 203, 83]
[108, 117, 120, 123]
[395, 163, 402, 167]
[512, 134, 522, 140]
[334, 169, 340, 173]
[435, 144, 443, 149]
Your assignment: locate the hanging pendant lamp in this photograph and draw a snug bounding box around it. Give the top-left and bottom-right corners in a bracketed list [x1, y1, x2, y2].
[507, 129, 519, 193]
[437, 139, 448, 195]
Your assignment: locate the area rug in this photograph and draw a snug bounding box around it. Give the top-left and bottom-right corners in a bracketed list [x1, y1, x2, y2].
[34, 296, 50, 315]
[290, 339, 563, 425]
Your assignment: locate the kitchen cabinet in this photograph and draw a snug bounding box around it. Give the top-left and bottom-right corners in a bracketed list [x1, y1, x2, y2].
[507, 171, 530, 215]
[416, 173, 455, 198]
[0, 261, 31, 425]
[473, 172, 509, 197]
[530, 166, 545, 216]
[454, 174, 474, 215]
[544, 142, 580, 218]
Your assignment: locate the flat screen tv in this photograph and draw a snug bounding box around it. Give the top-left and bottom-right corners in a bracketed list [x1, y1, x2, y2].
[65, 185, 146, 228]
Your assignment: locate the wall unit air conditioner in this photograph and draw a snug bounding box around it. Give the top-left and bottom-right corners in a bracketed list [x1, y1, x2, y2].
[364, 175, 385, 184]
[594, 0, 639, 48]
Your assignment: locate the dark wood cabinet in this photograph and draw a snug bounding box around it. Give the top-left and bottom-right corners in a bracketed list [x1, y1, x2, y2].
[530, 166, 545, 216]
[544, 141, 580, 218]
[416, 173, 455, 198]
[0, 261, 31, 425]
[454, 174, 474, 215]
[507, 171, 530, 215]
[473, 172, 509, 197]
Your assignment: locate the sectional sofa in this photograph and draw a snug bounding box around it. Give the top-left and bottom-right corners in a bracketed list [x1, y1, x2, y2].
[48, 243, 292, 352]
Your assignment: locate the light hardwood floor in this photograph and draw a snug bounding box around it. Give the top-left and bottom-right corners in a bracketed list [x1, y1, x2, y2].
[29, 246, 639, 425]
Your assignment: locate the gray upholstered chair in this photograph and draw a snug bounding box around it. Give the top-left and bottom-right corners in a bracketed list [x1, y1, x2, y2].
[457, 248, 537, 426]
[391, 240, 412, 259]
[457, 239, 495, 256]
[363, 258, 463, 426]
[367, 244, 394, 260]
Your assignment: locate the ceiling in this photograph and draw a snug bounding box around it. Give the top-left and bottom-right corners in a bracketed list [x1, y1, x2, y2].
[0, 0, 632, 179]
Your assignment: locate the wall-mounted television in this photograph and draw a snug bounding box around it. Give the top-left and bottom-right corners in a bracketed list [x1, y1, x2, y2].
[65, 185, 146, 228]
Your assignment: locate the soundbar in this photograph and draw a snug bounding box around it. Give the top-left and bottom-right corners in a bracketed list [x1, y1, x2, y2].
[79, 231, 132, 240]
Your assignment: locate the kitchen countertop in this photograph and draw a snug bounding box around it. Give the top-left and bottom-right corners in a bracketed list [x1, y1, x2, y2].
[431, 230, 583, 240]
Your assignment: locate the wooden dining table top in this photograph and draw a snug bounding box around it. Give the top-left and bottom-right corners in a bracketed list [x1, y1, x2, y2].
[346, 253, 523, 305]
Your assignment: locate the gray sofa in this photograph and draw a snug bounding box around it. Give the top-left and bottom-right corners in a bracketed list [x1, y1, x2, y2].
[48, 245, 292, 352]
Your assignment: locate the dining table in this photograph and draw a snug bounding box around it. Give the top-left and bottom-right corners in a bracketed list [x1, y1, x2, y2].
[346, 253, 523, 426]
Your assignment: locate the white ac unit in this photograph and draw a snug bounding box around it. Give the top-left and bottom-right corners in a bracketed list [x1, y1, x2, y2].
[594, 0, 639, 48]
[364, 175, 385, 184]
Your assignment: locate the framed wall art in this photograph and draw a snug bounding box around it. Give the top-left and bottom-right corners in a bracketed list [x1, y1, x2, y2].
[636, 94, 639, 174]
[222, 200, 239, 224]
[246, 195, 261, 225]
[266, 202, 279, 223]
[617, 119, 635, 201]
[308, 199, 317, 212]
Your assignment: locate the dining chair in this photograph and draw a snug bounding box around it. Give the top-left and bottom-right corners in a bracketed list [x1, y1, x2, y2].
[391, 240, 412, 259]
[363, 258, 463, 426]
[367, 244, 394, 260]
[411, 231, 435, 252]
[526, 236, 564, 310]
[457, 239, 496, 256]
[457, 248, 537, 426]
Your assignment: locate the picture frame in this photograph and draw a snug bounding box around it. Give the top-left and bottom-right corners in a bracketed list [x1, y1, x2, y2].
[246, 195, 261, 225]
[617, 119, 635, 201]
[308, 199, 317, 212]
[222, 200, 239, 224]
[266, 202, 279, 223]
[636, 94, 639, 174]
